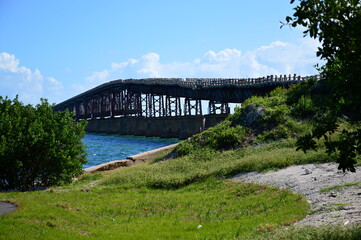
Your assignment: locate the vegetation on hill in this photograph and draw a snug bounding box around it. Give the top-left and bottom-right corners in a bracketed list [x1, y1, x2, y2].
[169, 78, 361, 168]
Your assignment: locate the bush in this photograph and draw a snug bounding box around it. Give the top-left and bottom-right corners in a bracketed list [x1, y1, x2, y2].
[286, 78, 317, 105]
[228, 86, 316, 144]
[0, 97, 87, 190]
[292, 95, 316, 118]
[230, 88, 291, 135]
[174, 121, 249, 156]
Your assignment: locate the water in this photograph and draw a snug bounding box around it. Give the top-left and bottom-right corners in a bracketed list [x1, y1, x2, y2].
[82, 133, 179, 168]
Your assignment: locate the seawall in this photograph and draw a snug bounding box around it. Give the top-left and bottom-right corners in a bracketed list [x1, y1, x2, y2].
[85, 114, 227, 139]
[83, 143, 179, 173]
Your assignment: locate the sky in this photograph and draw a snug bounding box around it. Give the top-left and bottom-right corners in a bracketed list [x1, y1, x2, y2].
[0, 0, 323, 105]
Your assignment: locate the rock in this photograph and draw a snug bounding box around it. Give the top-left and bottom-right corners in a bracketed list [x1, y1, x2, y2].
[329, 192, 337, 198]
[83, 160, 133, 173]
[126, 143, 179, 164]
[237, 104, 266, 130]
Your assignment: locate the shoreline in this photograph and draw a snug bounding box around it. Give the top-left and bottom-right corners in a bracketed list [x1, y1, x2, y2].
[83, 143, 178, 173]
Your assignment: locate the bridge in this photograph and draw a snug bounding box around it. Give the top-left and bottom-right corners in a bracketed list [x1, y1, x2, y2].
[55, 74, 319, 139]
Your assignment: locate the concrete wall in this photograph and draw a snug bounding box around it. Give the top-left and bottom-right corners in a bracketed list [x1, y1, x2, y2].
[85, 114, 228, 139]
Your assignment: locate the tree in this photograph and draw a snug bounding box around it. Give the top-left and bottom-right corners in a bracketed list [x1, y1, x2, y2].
[283, 0, 361, 172]
[0, 97, 87, 190]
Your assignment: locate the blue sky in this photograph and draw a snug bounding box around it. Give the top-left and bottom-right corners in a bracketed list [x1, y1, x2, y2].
[0, 0, 322, 105]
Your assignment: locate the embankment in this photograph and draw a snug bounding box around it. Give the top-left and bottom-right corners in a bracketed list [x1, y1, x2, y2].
[83, 143, 178, 173]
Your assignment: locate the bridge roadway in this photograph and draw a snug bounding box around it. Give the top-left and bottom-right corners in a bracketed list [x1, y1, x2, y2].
[55, 74, 319, 138]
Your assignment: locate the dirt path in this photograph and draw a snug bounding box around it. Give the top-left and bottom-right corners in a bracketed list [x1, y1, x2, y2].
[232, 163, 361, 226]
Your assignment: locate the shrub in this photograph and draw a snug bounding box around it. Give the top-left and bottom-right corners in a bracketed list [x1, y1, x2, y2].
[230, 88, 291, 135]
[0, 97, 87, 190]
[286, 78, 317, 105]
[174, 121, 249, 156]
[292, 95, 316, 118]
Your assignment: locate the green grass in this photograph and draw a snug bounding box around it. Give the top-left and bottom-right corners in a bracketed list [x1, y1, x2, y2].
[320, 182, 361, 193]
[0, 179, 308, 240]
[101, 141, 333, 189]
[253, 225, 361, 240]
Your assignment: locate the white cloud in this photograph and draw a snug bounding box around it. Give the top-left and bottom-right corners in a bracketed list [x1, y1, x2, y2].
[85, 38, 321, 87]
[0, 52, 20, 72]
[47, 77, 64, 92]
[251, 38, 321, 76]
[0, 52, 64, 105]
[137, 52, 161, 77]
[85, 52, 163, 87]
[86, 69, 110, 84]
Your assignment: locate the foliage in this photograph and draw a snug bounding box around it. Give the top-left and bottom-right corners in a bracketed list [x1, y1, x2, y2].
[229, 86, 312, 142]
[292, 95, 316, 118]
[231, 88, 289, 130]
[284, 0, 361, 172]
[0, 96, 87, 190]
[174, 120, 249, 156]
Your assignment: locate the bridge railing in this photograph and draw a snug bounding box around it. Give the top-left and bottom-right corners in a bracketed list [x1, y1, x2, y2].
[114, 74, 319, 88]
[72, 75, 319, 97]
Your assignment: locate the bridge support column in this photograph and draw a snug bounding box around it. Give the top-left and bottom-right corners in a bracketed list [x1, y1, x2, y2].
[85, 98, 92, 119]
[74, 102, 80, 121]
[146, 94, 165, 117]
[184, 98, 202, 116]
[208, 101, 230, 115]
[165, 96, 181, 117]
[124, 92, 141, 116]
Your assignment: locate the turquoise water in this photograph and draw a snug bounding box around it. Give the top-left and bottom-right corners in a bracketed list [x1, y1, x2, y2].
[82, 133, 179, 168]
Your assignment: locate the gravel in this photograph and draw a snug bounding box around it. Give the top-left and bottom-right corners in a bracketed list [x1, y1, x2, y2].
[232, 162, 361, 226]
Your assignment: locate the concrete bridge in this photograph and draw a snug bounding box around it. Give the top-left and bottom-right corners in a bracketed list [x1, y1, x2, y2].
[55, 74, 319, 138]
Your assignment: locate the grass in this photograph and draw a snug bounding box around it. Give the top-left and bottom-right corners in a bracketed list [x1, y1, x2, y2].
[320, 182, 361, 193]
[0, 178, 309, 240]
[100, 140, 333, 189]
[253, 225, 361, 240]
